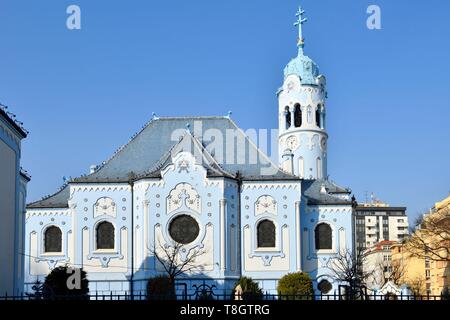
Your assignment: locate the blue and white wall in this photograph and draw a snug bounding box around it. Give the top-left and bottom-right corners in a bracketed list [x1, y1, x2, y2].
[278, 73, 328, 180]
[24, 151, 242, 295]
[240, 181, 302, 293]
[301, 200, 353, 295]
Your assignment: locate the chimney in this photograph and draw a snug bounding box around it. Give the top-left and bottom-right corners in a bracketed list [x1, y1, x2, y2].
[282, 149, 294, 175]
[90, 165, 97, 174]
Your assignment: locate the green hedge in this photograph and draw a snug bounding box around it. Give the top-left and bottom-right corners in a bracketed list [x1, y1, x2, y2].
[233, 277, 263, 300]
[277, 272, 314, 300]
[43, 266, 89, 300]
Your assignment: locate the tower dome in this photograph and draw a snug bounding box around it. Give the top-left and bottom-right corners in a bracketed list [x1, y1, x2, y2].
[283, 6, 320, 85]
[284, 52, 320, 85]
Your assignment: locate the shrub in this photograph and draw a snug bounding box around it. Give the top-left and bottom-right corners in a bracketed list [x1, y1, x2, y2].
[146, 276, 176, 300]
[233, 277, 263, 300]
[43, 266, 89, 300]
[277, 272, 314, 300]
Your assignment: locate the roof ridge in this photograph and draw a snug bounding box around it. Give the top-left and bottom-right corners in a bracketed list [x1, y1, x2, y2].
[189, 133, 235, 178]
[226, 117, 292, 177]
[79, 115, 230, 179]
[136, 132, 235, 179]
[156, 115, 229, 120]
[137, 134, 186, 177]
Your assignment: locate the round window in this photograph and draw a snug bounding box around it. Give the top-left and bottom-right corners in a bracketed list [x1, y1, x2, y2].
[318, 279, 332, 294]
[169, 214, 200, 244]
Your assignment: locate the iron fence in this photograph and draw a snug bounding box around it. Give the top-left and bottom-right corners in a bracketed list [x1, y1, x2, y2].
[0, 292, 447, 301]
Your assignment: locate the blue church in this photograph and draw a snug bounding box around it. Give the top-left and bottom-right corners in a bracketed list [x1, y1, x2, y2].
[24, 7, 354, 296]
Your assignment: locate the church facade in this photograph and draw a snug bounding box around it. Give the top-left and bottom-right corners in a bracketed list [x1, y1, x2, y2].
[24, 7, 354, 296]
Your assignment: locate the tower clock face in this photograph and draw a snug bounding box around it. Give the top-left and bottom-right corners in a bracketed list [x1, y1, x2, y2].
[286, 135, 299, 151]
[287, 81, 295, 91]
[320, 137, 327, 150]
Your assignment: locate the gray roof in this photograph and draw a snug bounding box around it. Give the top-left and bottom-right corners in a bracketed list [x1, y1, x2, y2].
[27, 185, 70, 209]
[28, 116, 296, 209]
[73, 116, 291, 181]
[303, 179, 352, 205]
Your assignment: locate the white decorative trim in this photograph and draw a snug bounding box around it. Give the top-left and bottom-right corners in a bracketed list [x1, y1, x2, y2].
[26, 209, 71, 219]
[254, 195, 277, 216]
[242, 183, 299, 190]
[71, 185, 131, 193]
[94, 197, 117, 218]
[166, 183, 201, 214]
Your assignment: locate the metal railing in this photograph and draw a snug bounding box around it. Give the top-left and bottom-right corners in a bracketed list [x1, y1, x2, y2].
[0, 292, 447, 301]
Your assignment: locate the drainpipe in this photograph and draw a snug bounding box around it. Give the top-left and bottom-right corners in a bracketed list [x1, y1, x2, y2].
[236, 171, 243, 277]
[129, 175, 135, 299]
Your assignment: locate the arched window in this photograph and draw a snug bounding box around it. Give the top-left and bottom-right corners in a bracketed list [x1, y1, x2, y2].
[257, 219, 276, 248]
[307, 106, 312, 123]
[298, 157, 304, 178]
[315, 223, 332, 250]
[294, 104, 302, 127]
[285, 106, 291, 129]
[317, 157, 322, 179]
[44, 226, 62, 253]
[316, 106, 321, 127]
[96, 221, 115, 250]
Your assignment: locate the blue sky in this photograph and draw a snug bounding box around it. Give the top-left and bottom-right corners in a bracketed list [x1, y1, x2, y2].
[1, 0, 449, 223]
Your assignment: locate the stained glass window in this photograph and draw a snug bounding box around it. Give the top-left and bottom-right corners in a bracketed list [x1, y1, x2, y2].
[257, 219, 276, 248]
[44, 226, 62, 253]
[318, 279, 332, 294]
[169, 214, 200, 244]
[96, 221, 115, 249]
[315, 223, 332, 250]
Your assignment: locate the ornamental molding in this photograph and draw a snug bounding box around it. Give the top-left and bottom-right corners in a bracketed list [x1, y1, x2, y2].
[204, 180, 223, 188]
[248, 224, 289, 267]
[34, 229, 72, 269]
[254, 195, 277, 216]
[161, 151, 207, 179]
[242, 183, 299, 190]
[86, 226, 126, 267]
[71, 185, 131, 193]
[166, 183, 201, 214]
[94, 197, 117, 218]
[306, 206, 351, 214]
[26, 209, 71, 219]
[145, 180, 166, 193]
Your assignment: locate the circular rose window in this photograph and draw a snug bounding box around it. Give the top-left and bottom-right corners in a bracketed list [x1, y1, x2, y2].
[318, 279, 332, 294]
[169, 214, 200, 244]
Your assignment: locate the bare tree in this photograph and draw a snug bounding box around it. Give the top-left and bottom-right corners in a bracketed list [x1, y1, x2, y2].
[405, 207, 450, 262]
[387, 260, 407, 284]
[326, 248, 374, 299]
[374, 259, 407, 287]
[148, 240, 207, 283]
[406, 276, 425, 295]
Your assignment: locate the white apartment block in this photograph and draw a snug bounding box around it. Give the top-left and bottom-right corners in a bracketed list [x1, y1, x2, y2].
[354, 202, 409, 250]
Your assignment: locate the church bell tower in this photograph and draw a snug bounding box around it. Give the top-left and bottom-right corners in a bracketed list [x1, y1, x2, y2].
[278, 6, 328, 180]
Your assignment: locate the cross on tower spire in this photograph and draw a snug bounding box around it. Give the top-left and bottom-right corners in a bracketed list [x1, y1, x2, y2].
[294, 6, 307, 53]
